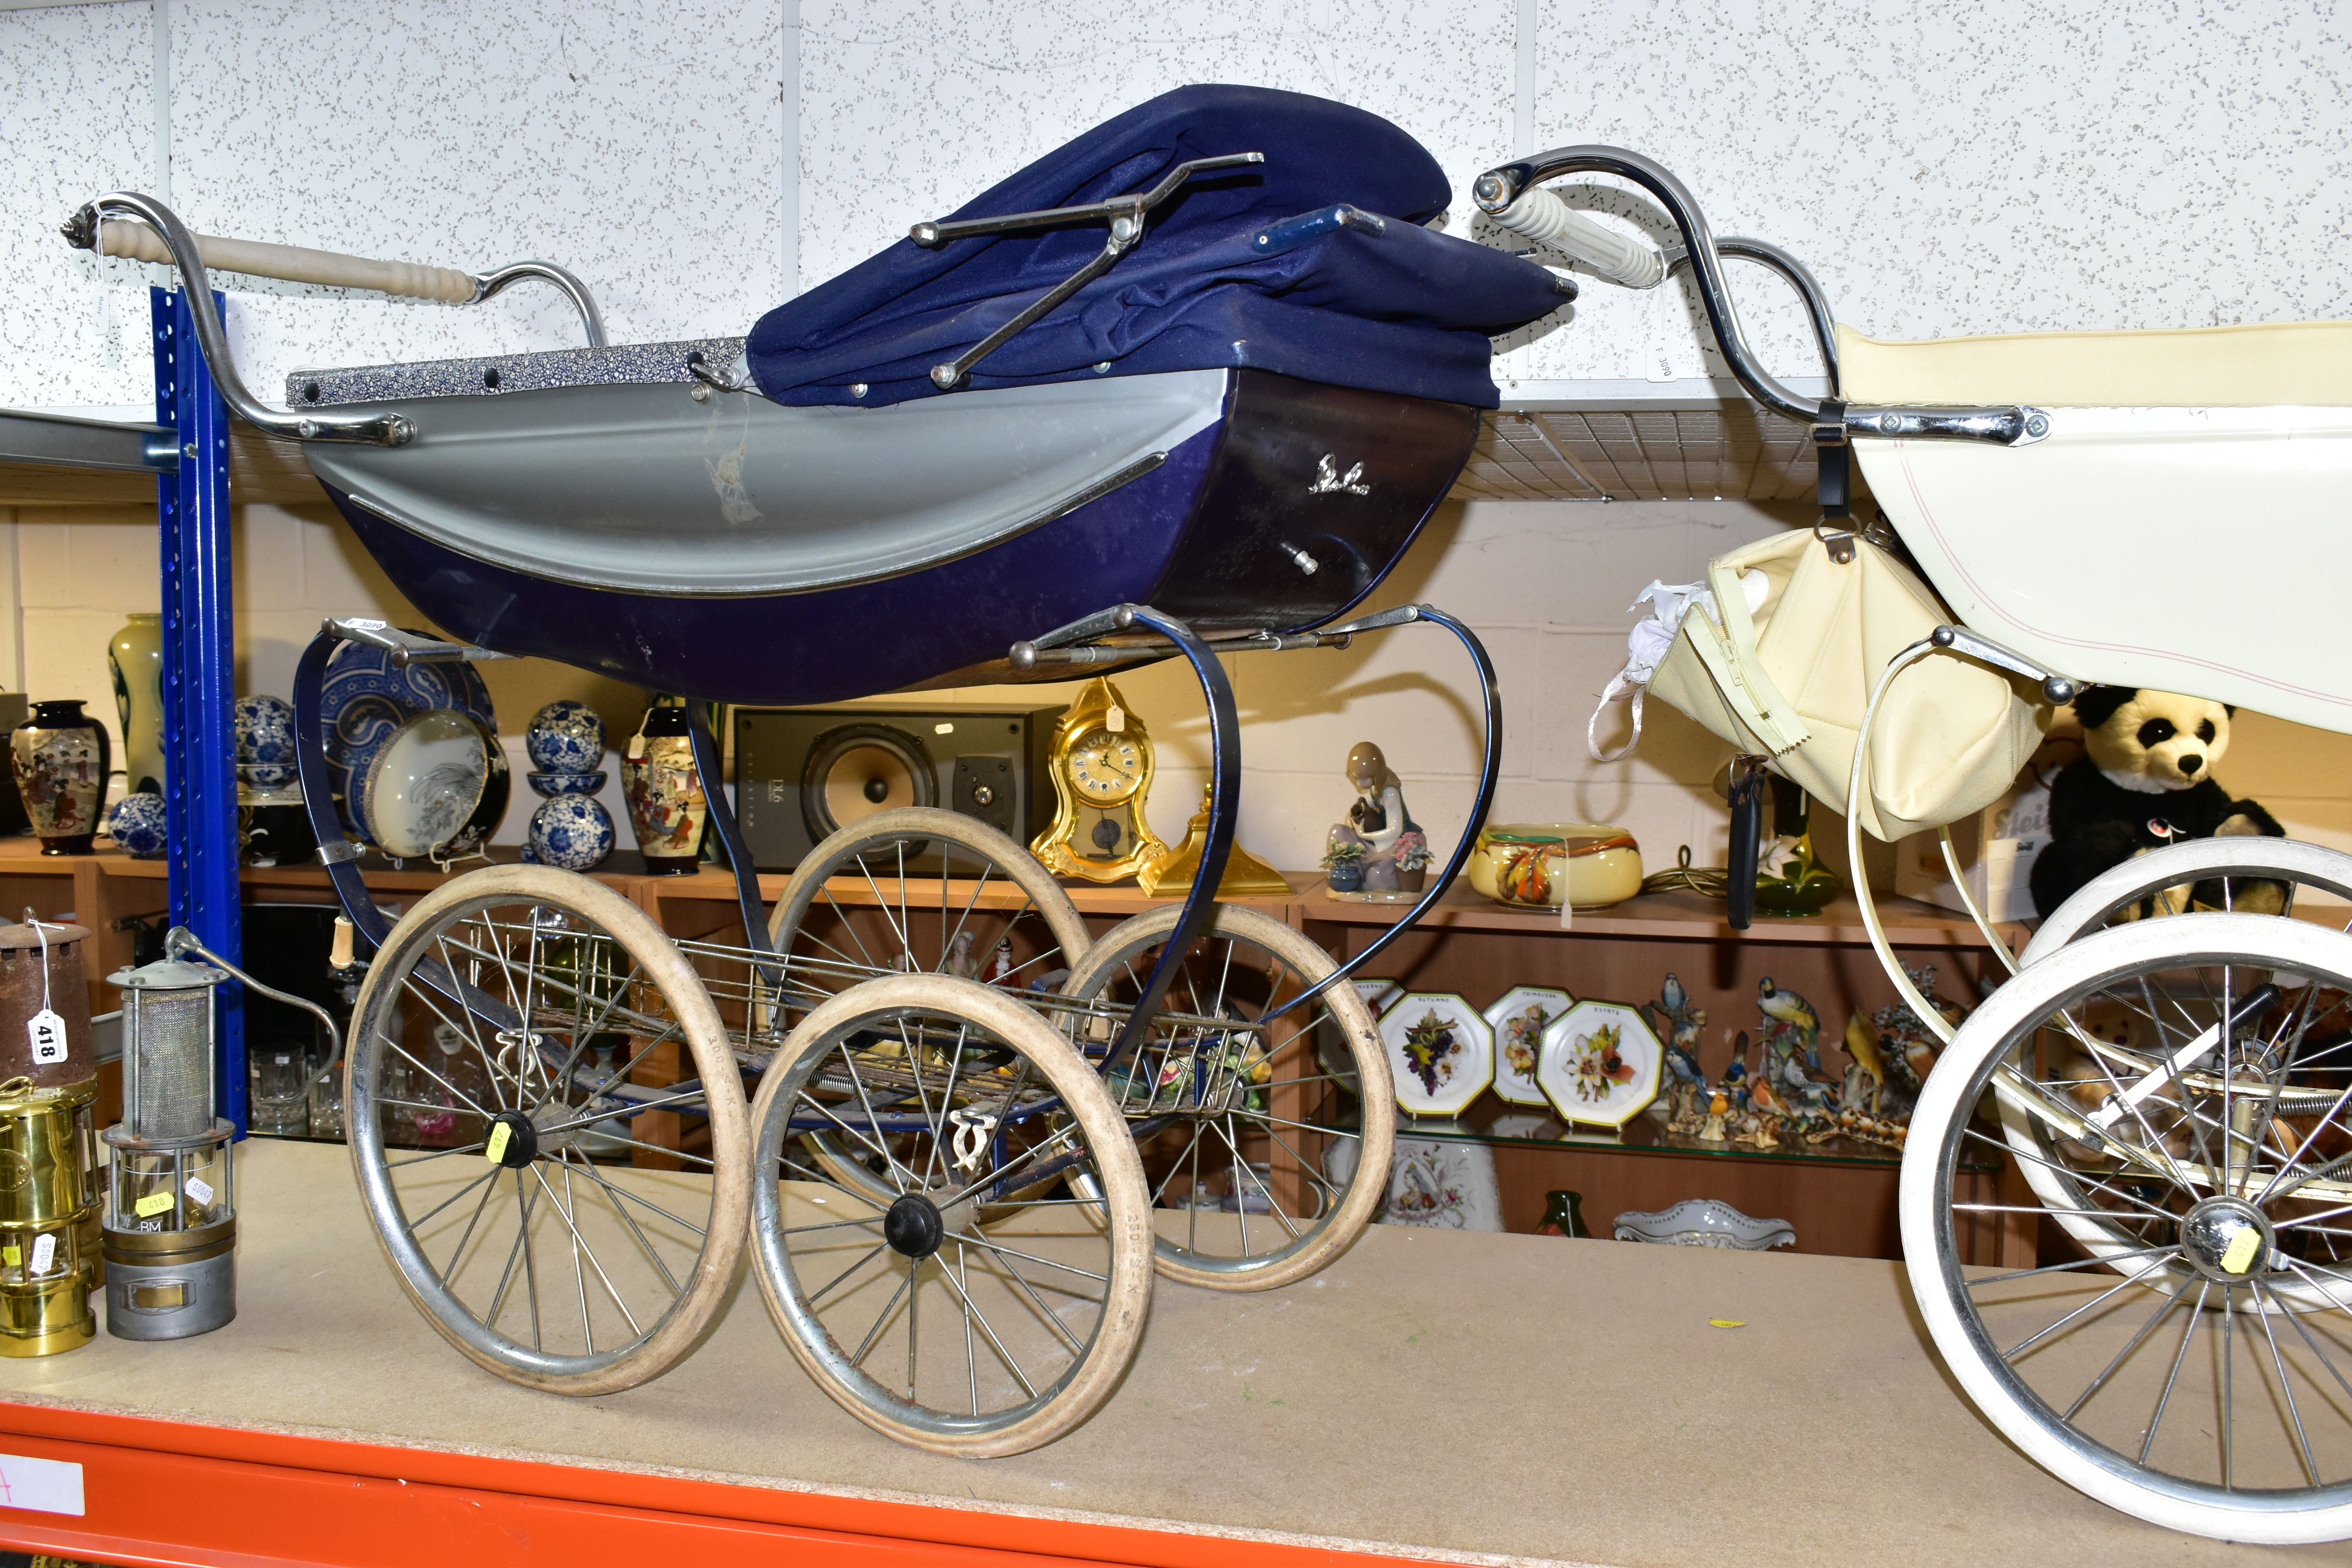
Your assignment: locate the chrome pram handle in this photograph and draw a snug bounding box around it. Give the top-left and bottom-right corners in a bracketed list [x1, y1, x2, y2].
[62, 192, 608, 447]
[1472, 147, 2047, 448]
[909, 151, 1265, 391]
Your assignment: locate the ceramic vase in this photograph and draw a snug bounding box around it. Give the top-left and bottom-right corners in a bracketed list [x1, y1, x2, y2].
[526, 796, 615, 872]
[1325, 861, 1365, 893]
[619, 705, 708, 875]
[11, 702, 110, 856]
[233, 694, 298, 791]
[526, 701, 605, 775]
[108, 613, 164, 795]
[106, 792, 168, 860]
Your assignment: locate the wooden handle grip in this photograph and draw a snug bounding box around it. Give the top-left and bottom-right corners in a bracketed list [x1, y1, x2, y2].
[98, 218, 478, 304]
[329, 916, 356, 970]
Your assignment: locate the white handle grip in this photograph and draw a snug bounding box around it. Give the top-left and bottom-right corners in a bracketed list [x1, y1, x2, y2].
[1490, 187, 1665, 289]
[97, 217, 479, 304]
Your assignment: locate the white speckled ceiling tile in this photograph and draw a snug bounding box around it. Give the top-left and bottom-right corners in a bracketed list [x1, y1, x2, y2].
[166, 0, 784, 395]
[795, 0, 1516, 294]
[0, 3, 159, 410]
[1516, 0, 2352, 383]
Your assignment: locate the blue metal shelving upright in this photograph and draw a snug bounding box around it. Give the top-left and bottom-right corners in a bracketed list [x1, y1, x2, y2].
[152, 285, 245, 1131]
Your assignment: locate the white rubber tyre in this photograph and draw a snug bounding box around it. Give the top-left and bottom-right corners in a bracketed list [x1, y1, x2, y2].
[1904, 913, 2352, 1543]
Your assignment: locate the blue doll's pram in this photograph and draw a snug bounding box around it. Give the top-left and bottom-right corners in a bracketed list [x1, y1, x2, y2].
[66, 86, 1561, 1454]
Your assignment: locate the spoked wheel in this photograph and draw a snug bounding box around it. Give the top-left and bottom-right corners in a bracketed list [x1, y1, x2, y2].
[347, 866, 749, 1396]
[1058, 905, 1393, 1291]
[762, 808, 1094, 1206]
[2007, 838, 2352, 1256]
[747, 973, 1151, 1456]
[1904, 913, 2352, 1542]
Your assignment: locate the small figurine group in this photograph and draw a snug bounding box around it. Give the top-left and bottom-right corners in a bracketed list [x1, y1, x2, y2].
[1651, 966, 1964, 1151]
[1323, 742, 1432, 894]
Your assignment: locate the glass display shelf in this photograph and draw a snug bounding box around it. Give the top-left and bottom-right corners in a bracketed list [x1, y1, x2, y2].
[1367, 1090, 2000, 1172]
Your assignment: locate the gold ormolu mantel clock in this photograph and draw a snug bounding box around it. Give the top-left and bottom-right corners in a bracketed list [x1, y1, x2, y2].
[1031, 678, 1171, 882]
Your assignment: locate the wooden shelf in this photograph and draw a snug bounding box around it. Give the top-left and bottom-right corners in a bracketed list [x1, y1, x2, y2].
[1295, 877, 2024, 949]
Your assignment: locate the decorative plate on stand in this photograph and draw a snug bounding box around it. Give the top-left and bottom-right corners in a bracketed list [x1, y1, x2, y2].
[1381, 992, 1492, 1119]
[1319, 976, 1404, 1096]
[1483, 984, 1573, 1107]
[319, 637, 497, 842]
[1536, 999, 1662, 1129]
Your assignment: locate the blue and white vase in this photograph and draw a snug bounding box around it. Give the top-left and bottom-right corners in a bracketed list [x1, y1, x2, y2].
[526, 701, 604, 775]
[527, 770, 607, 798]
[107, 791, 169, 860]
[526, 796, 615, 872]
[234, 693, 298, 791]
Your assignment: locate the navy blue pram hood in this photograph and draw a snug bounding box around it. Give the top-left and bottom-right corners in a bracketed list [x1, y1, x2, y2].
[745, 85, 1568, 410]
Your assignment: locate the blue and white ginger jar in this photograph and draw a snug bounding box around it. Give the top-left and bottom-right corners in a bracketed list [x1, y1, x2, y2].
[107, 791, 169, 860]
[234, 693, 298, 789]
[526, 701, 604, 775]
[526, 796, 615, 872]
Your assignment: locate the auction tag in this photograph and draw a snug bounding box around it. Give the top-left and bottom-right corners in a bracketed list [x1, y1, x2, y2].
[28, 1234, 54, 1276]
[3, 1245, 19, 1267]
[1105, 704, 1125, 733]
[2222, 1227, 2263, 1276]
[134, 1191, 174, 1219]
[485, 1122, 512, 1164]
[24, 1009, 65, 1067]
[184, 1176, 215, 1207]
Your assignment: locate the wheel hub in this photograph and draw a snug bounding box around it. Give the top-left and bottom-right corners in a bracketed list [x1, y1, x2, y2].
[882, 1192, 945, 1259]
[2180, 1196, 2276, 1281]
[486, 1109, 539, 1169]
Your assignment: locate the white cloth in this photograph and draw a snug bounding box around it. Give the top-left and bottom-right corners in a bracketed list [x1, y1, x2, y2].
[1588, 570, 1768, 763]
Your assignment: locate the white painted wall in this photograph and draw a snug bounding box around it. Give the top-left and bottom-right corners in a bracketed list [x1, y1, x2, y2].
[6, 2, 2352, 878]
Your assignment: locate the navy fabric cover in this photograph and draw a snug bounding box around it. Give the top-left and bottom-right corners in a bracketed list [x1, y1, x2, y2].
[745, 85, 1567, 410]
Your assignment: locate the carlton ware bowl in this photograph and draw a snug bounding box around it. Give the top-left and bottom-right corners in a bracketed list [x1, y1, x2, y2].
[1466, 822, 1642, 911]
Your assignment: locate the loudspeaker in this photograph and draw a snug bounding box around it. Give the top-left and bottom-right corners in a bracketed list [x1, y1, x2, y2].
[733, 706, 1059, 871]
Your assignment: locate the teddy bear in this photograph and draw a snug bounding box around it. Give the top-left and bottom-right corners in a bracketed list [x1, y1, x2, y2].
[2028, 686, 2285, 919]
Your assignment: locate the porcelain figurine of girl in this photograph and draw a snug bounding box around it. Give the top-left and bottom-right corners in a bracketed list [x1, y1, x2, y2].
[1341, 741, 1422, 891]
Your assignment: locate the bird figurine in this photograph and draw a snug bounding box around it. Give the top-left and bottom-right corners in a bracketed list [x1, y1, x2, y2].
[1757, 977, 1822, 1073]
[1643, 973, 1708, 1121]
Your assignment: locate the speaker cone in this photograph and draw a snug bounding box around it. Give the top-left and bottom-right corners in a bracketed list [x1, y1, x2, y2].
[803, 724, 936, 842]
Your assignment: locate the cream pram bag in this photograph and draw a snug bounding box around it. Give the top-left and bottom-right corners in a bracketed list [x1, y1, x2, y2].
[1594, 528, 2049, 841]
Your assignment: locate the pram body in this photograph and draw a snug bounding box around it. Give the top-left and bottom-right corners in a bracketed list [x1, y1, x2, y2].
[296, 354, 1479, 703]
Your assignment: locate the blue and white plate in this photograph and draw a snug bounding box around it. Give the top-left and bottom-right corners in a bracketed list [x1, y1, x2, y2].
[527, 769, 608, 797]
[321, 637, 496, 842]
[526, 701, 604, 773]
[527, 796, 615, 871]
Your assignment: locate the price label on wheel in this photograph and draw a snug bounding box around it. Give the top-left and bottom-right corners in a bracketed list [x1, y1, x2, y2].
[485, 1123, 512, 1164]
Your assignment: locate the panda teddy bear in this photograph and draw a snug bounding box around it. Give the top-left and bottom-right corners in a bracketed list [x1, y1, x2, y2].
[2028, 686, 2286, 920]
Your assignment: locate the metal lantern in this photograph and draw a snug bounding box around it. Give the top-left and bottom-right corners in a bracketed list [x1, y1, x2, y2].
[0, 1078, 97, 1356]
[0, 920, 102, 1296]
[103, 958, 237, 1340]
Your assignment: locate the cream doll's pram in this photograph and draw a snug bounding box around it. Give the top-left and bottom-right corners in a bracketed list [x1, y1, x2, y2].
[1479, 142, 2352, 1544]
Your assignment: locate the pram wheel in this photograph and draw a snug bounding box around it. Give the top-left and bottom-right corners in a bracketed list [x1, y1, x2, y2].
[746, 972, 1151, 1456]
[1904, 912, 2352, 1543]
[764, 807, 1093, 1204]
[1058, 905, 1394, 1291]
[2002, 838, 2352, 1258]
[2026, 836, 2352, 958]
[347, 866, 749, 1396]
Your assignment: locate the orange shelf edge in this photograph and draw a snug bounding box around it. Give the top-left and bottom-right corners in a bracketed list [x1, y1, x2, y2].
[0, 1402, 1437, 1568]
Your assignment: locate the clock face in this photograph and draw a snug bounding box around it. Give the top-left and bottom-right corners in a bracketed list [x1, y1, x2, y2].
[1067, 726, 1144, 804]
